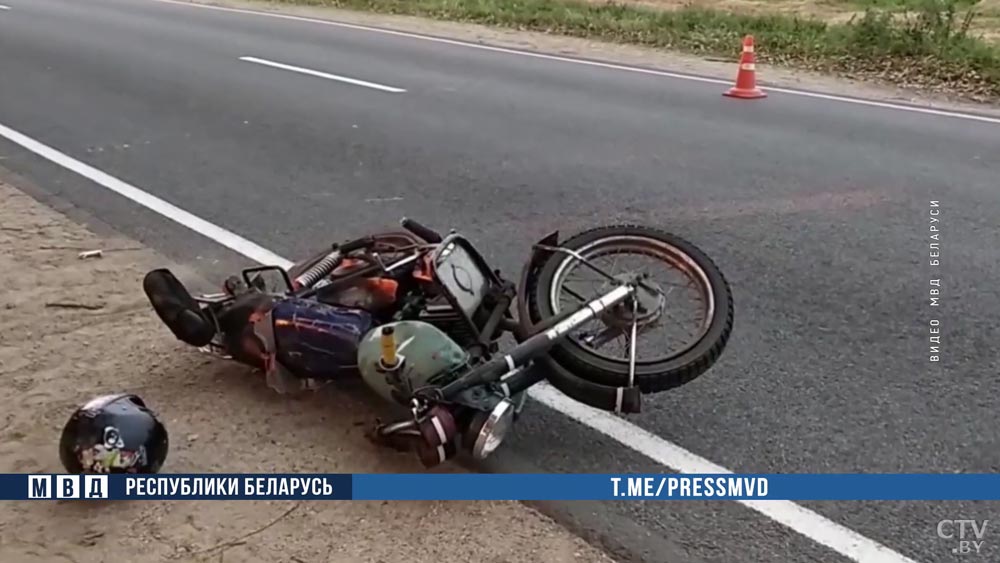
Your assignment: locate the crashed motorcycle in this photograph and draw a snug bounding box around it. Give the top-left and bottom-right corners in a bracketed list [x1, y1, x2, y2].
[143, 218, 733, 467]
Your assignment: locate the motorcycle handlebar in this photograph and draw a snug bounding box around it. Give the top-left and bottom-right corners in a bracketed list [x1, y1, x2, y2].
[340, 236, 375, 253]
[400, 218, 443, 243]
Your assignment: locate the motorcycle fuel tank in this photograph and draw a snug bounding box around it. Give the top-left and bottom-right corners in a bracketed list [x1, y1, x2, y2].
[271, 298, 375, 380]
[357, 321, 470, 405]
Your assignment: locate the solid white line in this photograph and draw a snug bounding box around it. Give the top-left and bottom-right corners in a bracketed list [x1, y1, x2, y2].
[153, 0, 1000, 126]
[530, 385, 919, 563]
[0, 122, 291, 269]
[239, 56, 406, 93]
[0, 119, 921, 563]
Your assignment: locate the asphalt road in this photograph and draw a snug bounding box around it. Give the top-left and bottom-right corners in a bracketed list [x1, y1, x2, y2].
[2, 0, 1000, 561]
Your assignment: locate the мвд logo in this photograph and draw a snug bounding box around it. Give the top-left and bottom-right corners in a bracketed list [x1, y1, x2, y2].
[27, 475, 109, 499]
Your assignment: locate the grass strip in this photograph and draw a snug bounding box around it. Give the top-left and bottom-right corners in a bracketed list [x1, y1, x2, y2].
[260, 0, 1000, 100]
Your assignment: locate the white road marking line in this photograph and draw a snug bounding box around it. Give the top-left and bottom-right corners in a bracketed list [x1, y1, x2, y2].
[0, 122, 291, 268]
[0, 119, 921, 563]
[0, 5, 11, 10]
[530, 385, 919, 563]
[239, 56, 406, 93]
[154, 0, 1000, 126]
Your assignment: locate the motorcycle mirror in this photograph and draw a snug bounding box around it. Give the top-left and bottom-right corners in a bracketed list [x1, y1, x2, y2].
[241, 266, 293, 295]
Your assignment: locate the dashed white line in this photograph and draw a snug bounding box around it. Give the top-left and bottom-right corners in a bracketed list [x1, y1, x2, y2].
[154, 0, 1000, 126]
[0, 119, 921, 563]
[0, 5, 12, 10]
[239, 56, 406, 93]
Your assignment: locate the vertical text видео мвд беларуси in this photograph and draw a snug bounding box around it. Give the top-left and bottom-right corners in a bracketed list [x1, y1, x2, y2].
[929, 201, 941, 362]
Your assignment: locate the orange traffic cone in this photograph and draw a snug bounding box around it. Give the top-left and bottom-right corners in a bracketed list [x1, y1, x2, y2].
[724, 35, 766, 99]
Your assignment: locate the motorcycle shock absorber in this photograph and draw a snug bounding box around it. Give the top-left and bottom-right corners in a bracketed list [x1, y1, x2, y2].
[293, 249, 342, 289]
[292, 237, 375, 290]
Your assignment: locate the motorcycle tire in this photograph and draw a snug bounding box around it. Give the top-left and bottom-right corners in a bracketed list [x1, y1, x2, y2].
[526, 225, 734, 394]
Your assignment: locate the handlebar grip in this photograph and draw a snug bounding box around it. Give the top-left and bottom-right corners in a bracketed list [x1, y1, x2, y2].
[400, 218, 443, 243]
[340, 236, 375, 253]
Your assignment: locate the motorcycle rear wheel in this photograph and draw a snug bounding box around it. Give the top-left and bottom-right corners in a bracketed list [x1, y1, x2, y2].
[527, 225, 734, 394]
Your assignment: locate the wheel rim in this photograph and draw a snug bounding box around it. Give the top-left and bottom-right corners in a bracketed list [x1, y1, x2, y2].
[548, 235, 716, 365]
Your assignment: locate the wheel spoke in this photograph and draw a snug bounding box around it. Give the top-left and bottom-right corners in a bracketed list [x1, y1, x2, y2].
[580, 324, 626, 348]
[549, 235, 715, 364]
[560, 285, 589, 303]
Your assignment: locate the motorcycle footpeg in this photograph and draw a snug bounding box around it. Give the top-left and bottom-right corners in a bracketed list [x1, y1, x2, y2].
[143, 269, 217, 347]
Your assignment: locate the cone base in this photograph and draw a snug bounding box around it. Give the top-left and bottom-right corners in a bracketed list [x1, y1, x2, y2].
[723, 87, 767, 99]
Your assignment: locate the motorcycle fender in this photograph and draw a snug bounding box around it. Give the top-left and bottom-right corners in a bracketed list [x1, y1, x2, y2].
[515, 230, 559, 335]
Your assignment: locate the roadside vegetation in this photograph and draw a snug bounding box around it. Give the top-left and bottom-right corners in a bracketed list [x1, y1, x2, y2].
[273, 0, 1000, 100]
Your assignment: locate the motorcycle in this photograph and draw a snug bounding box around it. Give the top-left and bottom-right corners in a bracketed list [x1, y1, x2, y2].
[143, 218, 734, 467]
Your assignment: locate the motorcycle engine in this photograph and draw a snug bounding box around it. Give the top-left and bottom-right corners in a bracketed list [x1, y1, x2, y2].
[357, 320, 470, 406]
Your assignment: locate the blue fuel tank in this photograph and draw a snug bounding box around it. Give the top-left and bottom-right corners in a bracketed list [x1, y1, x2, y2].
[271, 298, 375, 380]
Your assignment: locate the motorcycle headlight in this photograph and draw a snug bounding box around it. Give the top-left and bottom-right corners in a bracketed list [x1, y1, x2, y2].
[470, 399, 516, 460]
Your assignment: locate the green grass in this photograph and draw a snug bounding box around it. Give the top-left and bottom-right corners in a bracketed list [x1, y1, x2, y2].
[269, 0, 1000, 99]
[846, 0, 979, 10]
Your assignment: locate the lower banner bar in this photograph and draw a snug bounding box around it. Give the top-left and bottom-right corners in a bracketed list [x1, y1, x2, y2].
[4, 474, 1000, 501]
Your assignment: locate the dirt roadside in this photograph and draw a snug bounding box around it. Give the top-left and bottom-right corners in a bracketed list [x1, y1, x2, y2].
[182, 0, 1000, 117]
[0, 176, 617, 563]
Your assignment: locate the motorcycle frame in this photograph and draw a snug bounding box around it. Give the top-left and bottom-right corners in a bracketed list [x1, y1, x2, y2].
[414, 232, 639, 404]
[199, 227, 640, 409]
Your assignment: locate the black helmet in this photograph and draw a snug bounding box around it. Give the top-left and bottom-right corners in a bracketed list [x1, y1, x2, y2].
[59, 394, 169, 474]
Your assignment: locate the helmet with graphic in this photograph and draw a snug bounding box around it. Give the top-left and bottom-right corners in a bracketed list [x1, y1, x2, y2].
[59, 393, 169, 474]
